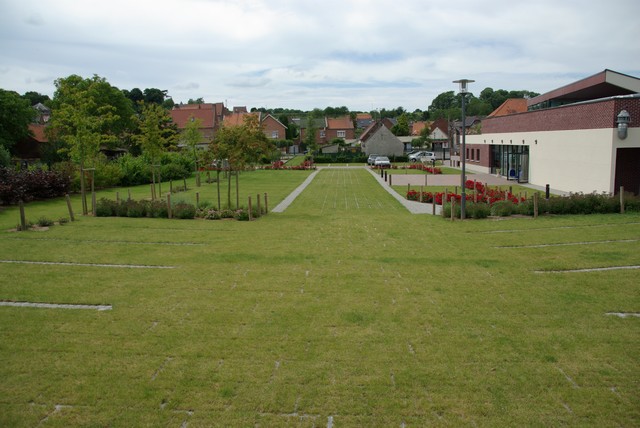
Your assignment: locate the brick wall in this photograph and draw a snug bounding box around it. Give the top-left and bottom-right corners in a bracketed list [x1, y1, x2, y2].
[483, 97, 640, 134]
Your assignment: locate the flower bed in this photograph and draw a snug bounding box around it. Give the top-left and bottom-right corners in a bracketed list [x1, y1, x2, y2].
[263, 160, 315, 170]
[406, 184, 640, 218]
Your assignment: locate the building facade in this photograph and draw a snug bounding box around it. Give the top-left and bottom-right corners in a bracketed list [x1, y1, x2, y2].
[465, 70, 640, 195]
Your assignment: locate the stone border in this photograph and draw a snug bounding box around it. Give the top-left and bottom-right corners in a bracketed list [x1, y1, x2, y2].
[606, 312, 640, 318]
[271, 170, 320, 212]
[0, 260, 175, 269]
[496, 239, 639, 248]
[534, 265, 640, 273]
[0, 301, 112, 311]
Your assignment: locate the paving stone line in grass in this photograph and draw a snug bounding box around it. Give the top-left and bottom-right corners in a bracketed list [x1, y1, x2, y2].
[0, 301, 112, 311]
[534, 265, 640, 273]
[5, 237, 205, 246]
[272, 170, 320, 212]
[606, 312, 640, 318]
[481, 222, 640, 234]
[496, 238, 640, 248]
[0, 260, 176, 269]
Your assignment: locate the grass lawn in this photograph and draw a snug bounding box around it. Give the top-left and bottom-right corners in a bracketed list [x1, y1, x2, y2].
[1, 168, 639, 426]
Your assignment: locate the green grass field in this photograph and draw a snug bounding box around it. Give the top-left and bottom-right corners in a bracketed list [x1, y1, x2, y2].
[1, 168, 639, 426]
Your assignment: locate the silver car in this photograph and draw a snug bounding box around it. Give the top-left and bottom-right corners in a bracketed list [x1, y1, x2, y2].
[374, 156, 391, 168]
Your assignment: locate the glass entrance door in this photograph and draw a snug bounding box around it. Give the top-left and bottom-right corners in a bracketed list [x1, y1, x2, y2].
[492, 145, 529, 183]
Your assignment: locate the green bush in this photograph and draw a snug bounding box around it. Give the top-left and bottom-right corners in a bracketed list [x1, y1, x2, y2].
[147, 200, 168, 218]
[126, 200, 147, 218]
[172, 202, 196, 219]
[235, 209, 250, 221]
[115, 154, 151, 186]
[468, 202, 491, 219]
[36, 216, 54, 227]
[441, 202, 461, 218]
[491, 200, 515, 217]
[0, 146, 11, 167]
[96, 198, 117, 217]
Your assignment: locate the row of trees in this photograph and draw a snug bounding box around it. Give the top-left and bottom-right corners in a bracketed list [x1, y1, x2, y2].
[1, 74, 276, 211]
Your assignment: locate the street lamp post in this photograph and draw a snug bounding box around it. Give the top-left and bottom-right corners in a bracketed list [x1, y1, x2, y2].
[453, 79, 474, 219]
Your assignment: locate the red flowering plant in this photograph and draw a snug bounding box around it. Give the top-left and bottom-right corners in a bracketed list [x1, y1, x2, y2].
[406, 190, 420, 201]
[405, 190, 434, 203]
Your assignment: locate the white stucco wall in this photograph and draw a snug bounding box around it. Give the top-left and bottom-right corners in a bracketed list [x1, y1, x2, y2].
[468, 127, 640, 194]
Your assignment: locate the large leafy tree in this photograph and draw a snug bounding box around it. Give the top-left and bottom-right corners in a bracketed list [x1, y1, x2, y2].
[49, 75, 135, 147]
[22, 91, 50, 106]
[391, 113, 410, 136]
[143, 88, 167, 105]
[48, 74, 134, 213]
[0, 89, 36, 159]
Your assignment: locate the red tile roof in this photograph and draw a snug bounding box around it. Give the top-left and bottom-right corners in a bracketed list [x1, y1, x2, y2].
[28, 124, 48, 142]
[487, 99, 528, 117]
[222, 112, 260, 127]
[170, 104, 216, 129]
[326, 116, 354, 129]
[411, 121, 427, 136]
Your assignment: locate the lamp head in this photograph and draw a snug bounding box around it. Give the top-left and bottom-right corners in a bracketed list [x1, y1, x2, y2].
[617, 109, 630, 140]
[453, 79, 475, 94]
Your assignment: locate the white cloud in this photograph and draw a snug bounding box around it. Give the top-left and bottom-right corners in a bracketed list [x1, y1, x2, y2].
[0, 0, 639, 111]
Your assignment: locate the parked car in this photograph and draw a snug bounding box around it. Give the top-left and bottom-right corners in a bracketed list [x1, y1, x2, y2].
[367, 154, 380, 165]
[408, 151, 436, 162]
[374, 156, 391, 168]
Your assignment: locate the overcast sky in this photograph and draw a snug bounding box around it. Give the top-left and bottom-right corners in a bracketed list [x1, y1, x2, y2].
[1, 0, 639, 112]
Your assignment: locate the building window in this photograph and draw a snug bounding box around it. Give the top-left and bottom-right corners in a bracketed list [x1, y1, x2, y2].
[337, 130, 346, 138]
[320, 130, 326, 138]
[271, 130, 279, 139]
[476, 149, 480, 162]
[466, 148, 470, 160]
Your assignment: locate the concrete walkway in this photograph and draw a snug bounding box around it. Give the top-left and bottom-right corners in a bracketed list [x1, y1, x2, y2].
[270, 166, 564, 215]
[271, 170, 320, 212]
[366, 168, 441, 215]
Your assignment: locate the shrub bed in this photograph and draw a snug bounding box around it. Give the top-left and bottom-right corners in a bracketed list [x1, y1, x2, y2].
[431, 189, 640, 219]
[0, 167, 70, 205]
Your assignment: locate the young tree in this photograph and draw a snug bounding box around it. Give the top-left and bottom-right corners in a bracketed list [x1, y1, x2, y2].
[210, 114, 272, 209]
[135, 102, 172, 198]
[182, 116, 203, 184]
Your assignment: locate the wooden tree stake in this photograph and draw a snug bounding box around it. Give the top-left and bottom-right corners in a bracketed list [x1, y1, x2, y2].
[19, 200, 26, 231]
[65, 194, 75, 221]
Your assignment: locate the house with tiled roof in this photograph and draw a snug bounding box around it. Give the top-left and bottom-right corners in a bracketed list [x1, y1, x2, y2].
[169, 102, 226, 145]
[359, 120, 404, 157]
[429, 118, 451, 159]
[411, 121, 427, 136]
[326, 116, 355, 141]
[465, 69, 640, 195]
[222, 111, 288, 141]
[298, 116, 356, 147]
[356, 113, 373, 129]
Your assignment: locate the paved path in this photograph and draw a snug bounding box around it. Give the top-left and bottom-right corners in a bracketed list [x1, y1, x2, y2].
[271, 170, 320, 212]
[270, 166, 559, 215]
[272, 166, 441, 215]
